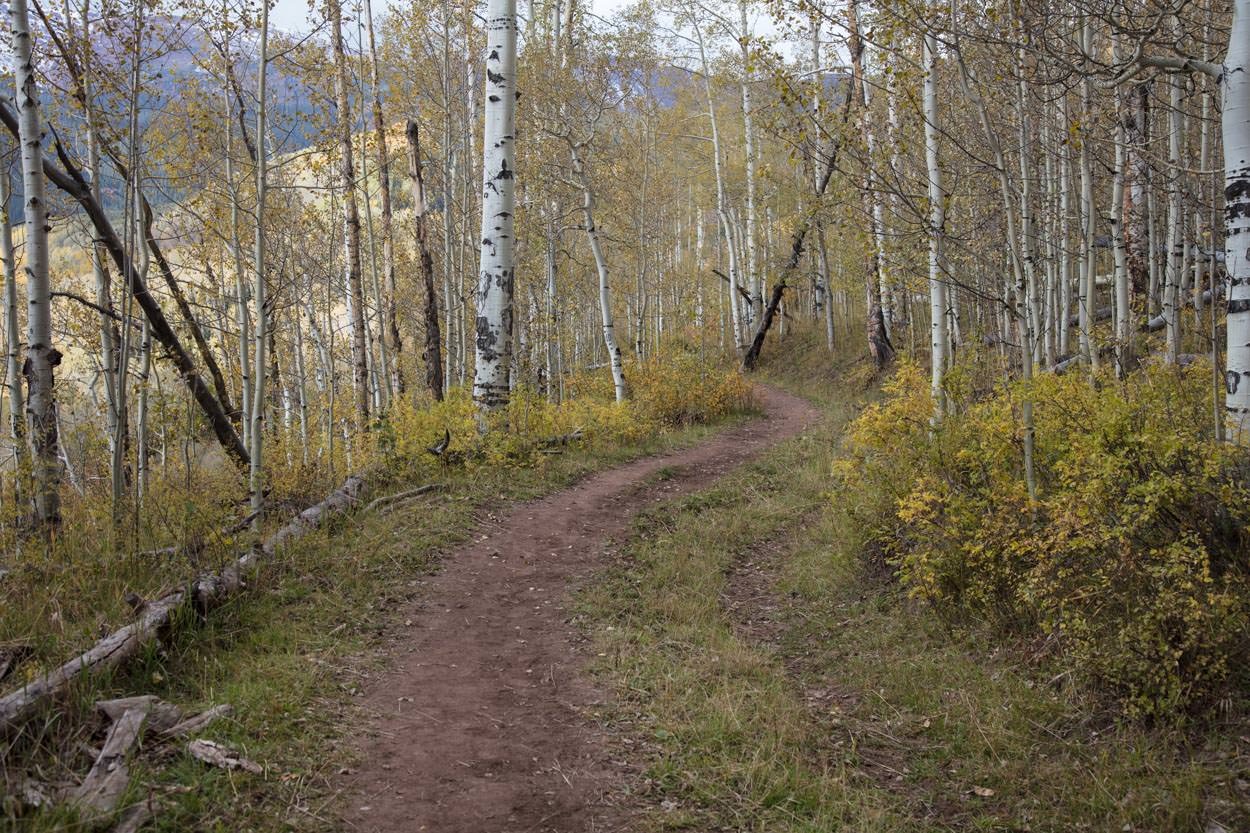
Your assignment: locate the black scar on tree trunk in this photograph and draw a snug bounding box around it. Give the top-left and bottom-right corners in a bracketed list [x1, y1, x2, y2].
[742, 280, 787, 370]
[742, 105, 851, 371]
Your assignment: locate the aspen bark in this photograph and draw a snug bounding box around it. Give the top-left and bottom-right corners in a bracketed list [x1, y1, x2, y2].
[406, 118, 444, 402]
[923, 33, 948, 418]
[1163, 39, 1184, 365]
[329, 0, 370, 425]
[572, 146, 628, 402]
[473, 0, 518, 415]
[250, 0, 269, 526]
[738, 0, 761, 324]
[1223, 0, 1250, 438]
[10, 0, 61, 526]
[1, 164, 25, 481]
[363, 0, 403, 397]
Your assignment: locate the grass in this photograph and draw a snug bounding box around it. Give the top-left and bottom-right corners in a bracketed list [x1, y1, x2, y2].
[575, 345, 1250, 832]
[2, 413, 743, 832]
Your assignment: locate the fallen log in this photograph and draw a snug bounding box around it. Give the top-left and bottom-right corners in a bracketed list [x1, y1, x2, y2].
[0, 593, 188, 738]
[186, 739, 261, 774]
[96, 696, 183, 735]
[1052, 345, 1117, 375]
[1068, 306, 1114, 328]
[365, 484, 438, 514]
[0, 643, 33, 684]
[159, 704, 233, 740]
[111, 800, 155, 833]
[540, 427, 584, 448]
[0, 473, 369, 738]
[1140, 288, 1222, 332]
[69, 703, 149, 815]
[191, 474, 367, 610]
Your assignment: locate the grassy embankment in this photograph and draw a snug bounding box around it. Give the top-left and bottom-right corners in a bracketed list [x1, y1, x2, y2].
[580, 327, 1249, 832]
[3, 354, 753, 832]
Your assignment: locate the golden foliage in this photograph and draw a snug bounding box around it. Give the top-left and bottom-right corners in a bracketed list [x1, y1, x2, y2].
[837, 360, 1250, 718]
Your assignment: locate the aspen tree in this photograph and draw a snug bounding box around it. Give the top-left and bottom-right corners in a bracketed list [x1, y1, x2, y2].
[250, 0, 269, 526]
[406, 118, 444, 402]
[328, 0, 370, 424]
[363, 0, 403, 397]
[922, 32, 947, 418]
[10, 0, 61, 527]
[473, 0, 519, 417]
[0, 161, 25, 486]
[1221, 0, 1250, 438]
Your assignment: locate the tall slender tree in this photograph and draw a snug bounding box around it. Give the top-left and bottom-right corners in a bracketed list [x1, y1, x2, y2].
[10, 0, 61, 527]
[473, 0, 518, 417]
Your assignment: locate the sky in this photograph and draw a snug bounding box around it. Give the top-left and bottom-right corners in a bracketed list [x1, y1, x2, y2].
[268, 0, 637, 34]
[266, 0, 788, 53]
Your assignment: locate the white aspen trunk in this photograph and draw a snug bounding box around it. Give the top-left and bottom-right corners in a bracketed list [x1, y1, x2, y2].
[356, 79, 389, 411]
[1041, 112, 1057, 367]
[1195, 35, 1213, 319]
[1016, 51, 1042, 368]
[250, 0, 269, 527]
[364, 0, 403, 397]
[692, 17, 743, 352]
[329, 0, 370, 424]
[294, 305, 308, 464]
[1110, 94, 1132, 375]
[1124, 83, 1151, 313]
[540, 218, 555, 397]
[694, 201, 705, 330]
[10, 0, 61, 526]
[77, 0, 121, 485]
[885, 79, 903, 334]
[225, 82, 251, 451]
[1058, 97, 1072, 357]
[1, 164, 25, 480]
[817, 223, 835, 350]
[923, 33, 948, 418]
[1078, 20, 1098, 371]
[847, 0, 892, 368]
[440, 4, 456, 394]
[856, 32, 890, 345]
[1223, 0, 1250, 438]
[739, 0, 760, 324]
[135, 319, 150, 505]
[472, 0, 518, 415]
[462, 8, 480, 392]
[572, 148, 628, 402]
[1164, 38, 1184, 364]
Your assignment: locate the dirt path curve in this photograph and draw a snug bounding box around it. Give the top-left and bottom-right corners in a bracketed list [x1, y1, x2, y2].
[339, 384, 819, 832]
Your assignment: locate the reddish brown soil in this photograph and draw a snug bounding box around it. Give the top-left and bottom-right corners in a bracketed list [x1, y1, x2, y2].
[338, 385, 819, 832]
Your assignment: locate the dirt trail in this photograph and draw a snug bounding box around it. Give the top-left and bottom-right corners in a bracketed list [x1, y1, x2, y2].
[339, 385, 819, 832]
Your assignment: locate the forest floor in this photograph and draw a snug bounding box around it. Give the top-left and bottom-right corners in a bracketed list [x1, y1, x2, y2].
[12, 339, 1246, 832]
[335, 385, 820, 832]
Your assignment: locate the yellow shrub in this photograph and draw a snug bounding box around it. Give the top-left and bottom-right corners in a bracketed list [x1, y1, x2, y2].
[379, 350, 750, 476]
[838, 359, 1250, 718]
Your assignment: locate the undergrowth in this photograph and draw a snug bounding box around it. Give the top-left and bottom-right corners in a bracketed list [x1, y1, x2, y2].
[839, 359, 1250, 718]
[1, 348, 751, 831]
[580, 341, 1249, 831]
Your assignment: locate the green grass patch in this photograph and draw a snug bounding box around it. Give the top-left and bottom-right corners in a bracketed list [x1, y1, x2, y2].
[579, 376, 1250, 832]
[3, 416, 739, 833]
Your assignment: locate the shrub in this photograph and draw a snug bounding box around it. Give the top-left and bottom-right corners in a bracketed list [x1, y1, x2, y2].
[837, 359, 1250, 718]
[381, 349, 752, 477]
